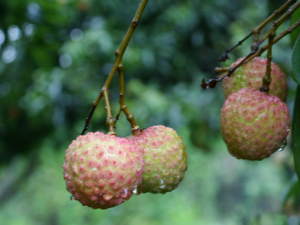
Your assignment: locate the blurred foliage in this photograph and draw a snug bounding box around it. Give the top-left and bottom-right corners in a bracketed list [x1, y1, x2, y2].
[0, 0, 299, 224]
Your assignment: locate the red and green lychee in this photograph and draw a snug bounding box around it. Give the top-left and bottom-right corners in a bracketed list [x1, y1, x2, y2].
[127, 125, 188, 194]
[63, 132, 144, 209]
[221, 88, 291, 161]
[222, 57, 288, 101]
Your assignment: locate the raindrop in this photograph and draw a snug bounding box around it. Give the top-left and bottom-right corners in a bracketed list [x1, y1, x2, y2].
[277, 140, 287, 152]
[70, 194, 75, 201]
[159, 179, 166, 189]
[132, 185, 141, 195]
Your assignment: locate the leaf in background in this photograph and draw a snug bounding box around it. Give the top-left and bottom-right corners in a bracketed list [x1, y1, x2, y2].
[293, 85, 300, 180]
[281, 174, 300, 214]
[290, 8, 300, 45]
[292, 38, 300, 84]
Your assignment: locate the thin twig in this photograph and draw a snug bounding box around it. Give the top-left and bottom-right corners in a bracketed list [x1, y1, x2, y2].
[201, 41, 262, 89]
[252, 0, 295, 48]
[259, 30, 275, 93]
[81, 0, 148, 135]
[247, 18, 300, 62]
[219, 32, 253, 62]
[103, 89, 116, 134]
[255, 1, 300, 49]
[115, 64, 140, 135]
[218, 0, 296, 62]
[214, 67, 230, 74]
[202, 1, 300, 90]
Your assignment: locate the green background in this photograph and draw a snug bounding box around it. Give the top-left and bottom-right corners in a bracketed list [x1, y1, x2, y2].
[0, 0, 298, 224]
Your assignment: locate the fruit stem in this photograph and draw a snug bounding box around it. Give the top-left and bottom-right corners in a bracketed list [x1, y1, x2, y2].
[103, 89, 116, 135]
[81, 0, 148, 135]
[202, 1, 300, 90]
[259, 30, 275, 93]
[214, 67, 230, 74]
[251, 0, 295, 50]
[115, 64, 140, 135]
[218, 0, 296, 63]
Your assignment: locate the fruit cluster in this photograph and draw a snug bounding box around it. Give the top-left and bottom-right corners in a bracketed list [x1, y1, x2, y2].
[63, 125, 188, 209]
[220, 57, 291, 160]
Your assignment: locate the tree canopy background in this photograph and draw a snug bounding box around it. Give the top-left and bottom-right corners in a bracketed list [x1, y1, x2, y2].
[0, 0, 298, 224]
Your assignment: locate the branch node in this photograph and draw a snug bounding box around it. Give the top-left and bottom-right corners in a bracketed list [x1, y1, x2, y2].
[133, 20, 139, 27]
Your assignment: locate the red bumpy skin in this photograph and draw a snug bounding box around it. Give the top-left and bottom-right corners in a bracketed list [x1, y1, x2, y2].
[128, 125, 188, 194]
[222, 57, 288, 101]
[221, 88, 291, 161]
[63, 132, 144, 209]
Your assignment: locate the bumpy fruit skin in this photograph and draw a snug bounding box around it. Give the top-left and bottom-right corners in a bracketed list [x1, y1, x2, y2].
[221, 88, 291, 160]
[127, 125, 188, 194]
[63, 132, 144, 209]
[222, 57, 288, 101]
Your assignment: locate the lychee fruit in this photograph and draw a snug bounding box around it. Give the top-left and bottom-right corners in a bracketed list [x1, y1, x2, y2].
[222, 57, 288, 101]
[127, 125, 188, 194]
[63, 132, 144, 209]
[221, 88, 291, 160]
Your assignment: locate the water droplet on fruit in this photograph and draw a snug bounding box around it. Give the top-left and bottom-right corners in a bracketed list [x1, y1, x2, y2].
[132, 185, 141, 195]
[277, 140, 287, 152]
[70, 194, 75, 201]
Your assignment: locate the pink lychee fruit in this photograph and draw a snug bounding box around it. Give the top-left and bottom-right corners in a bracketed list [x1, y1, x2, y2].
[221, 88, 291, 160]
[222, 57, 288, 101]
[63, 132, 144, 209]
[127, 125, 188, 194]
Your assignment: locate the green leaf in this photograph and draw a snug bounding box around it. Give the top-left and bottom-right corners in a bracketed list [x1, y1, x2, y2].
[281, 174, 300, 217]
[292, 38, 300, 84]
[293, 85, 300, 180]
[290, 8, 300, 45]
[281, 175, 300, 207]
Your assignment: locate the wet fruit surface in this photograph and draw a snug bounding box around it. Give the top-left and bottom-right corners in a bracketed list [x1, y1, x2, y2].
[221, 88, 291, 160]
[63, 132, 144, 209]
[128, 125, 188, 193]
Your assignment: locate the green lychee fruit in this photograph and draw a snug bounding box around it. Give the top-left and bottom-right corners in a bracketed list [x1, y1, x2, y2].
[63, 132, 144, 209]
[221, 88, 291, 161]
[127, 125, 188, 194]
[222, 57, 288, 101]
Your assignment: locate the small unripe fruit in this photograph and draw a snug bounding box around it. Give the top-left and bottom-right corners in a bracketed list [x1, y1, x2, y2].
[63, 132, 144, 209]
[221, 88, 291, 161]
[127, 125, 188, 194]
[222, 57, 288, 101]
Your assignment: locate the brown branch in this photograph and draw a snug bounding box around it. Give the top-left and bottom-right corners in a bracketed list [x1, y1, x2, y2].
[81, 0, 148, 135]
[219, 32, 253, 62]
[202, 1, 300, 90]
[201, 41, 262, 89]
[115, 64, 140, 135]
[218, 0, 296, 62]
[252, 0, 295, 48]
[103, 89, 116, 135]
[259, 31, 275, 93]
